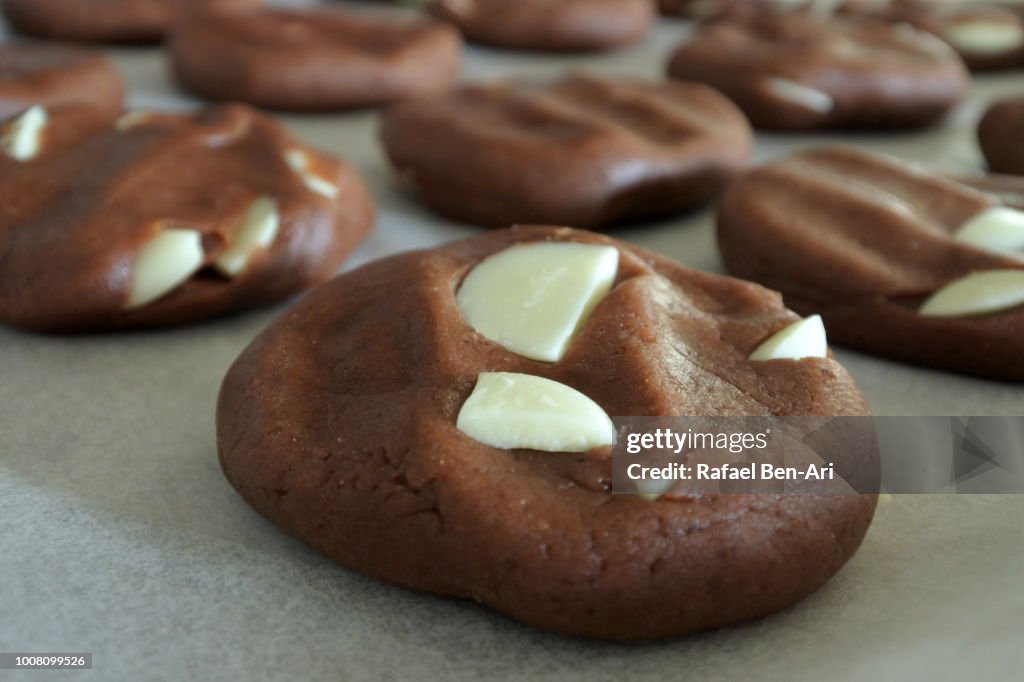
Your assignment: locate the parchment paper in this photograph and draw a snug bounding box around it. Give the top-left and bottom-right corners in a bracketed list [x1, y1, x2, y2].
[2, 2, 1022, 680]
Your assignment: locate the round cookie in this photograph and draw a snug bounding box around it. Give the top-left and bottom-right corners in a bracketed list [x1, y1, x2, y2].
[0, 43, 123, 119]
[169, 7, 461, 112]
[839, 0, 1024, 72]
[1, 0, 261, 44]
[429, 0, 653, 52]
[0, 104, 374, 332]
[379, 74, 753, 229]
[717, 146, 1024, 380]
[217, 225, 877, 640]
[978, 95, 1024, 176]
[666, 12, 969, 131]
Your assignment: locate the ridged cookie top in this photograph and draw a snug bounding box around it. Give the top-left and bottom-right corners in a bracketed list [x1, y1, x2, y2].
[667, 12, 969, 129]
[380, 74, 752, 227]
[720, 146, 1024, 299]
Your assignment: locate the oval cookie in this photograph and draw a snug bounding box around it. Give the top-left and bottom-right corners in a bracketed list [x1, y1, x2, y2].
[217, 226, 877, 640]
[0, 43, 123, 119]
[0, 104, 374, 332]
[978, 95, 1024, 176]
[430, 0, 653, 52]
[717, 146, 1024, 379]
[380, 74, 753, 229]
[169, 7, 462, 112]
[667, 12, 969, 131]
[1, 0, 261, 44]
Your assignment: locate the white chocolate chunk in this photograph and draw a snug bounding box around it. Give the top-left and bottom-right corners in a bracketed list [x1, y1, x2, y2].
[214, 197, 280, 277]
[919, 270, 1024, 317]
[116, 111, 154, 131]
[456, 372, 615, 453]
[749, 315, 828, 361]
[942, 21, 1024, 56]
[456, 242, 619, 363]
[634, 477, 676, 503]
[954, 206, 1024, 254]
[2, 105, 48, 161]
[764, 78, 834, 114]
[125, 228, 204, 310]
[284, 149, 337, 199]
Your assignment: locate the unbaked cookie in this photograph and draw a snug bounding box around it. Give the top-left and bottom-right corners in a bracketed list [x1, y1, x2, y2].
[839, 0, 1024, 71]
[169, 6, 461, 112]
[666, 11, 969, 131]
[379, 74, 753, 228]
[0, 104, 374, 332]
[0, 43, 123, 119]
[217, 225, 877, 640]
[718, 146, 1024, 379]
[978, 95, 1024, 176]
[429, 0, 653, 52]
[1, 0, 261, 44]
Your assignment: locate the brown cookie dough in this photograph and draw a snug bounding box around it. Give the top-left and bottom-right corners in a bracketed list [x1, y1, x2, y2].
[978, 95, 1024, 176]
[717, 146, 1024, 380]
[429, 0, 653, 52]
[217, 225, 877, 640]
[0, 43, 123, 119]
[666, 12, 969, 131]
[839, 0, 1024, 71]
[1, 0, 261, 44]
[0, 104, 374, 332]
[169, 7, 461, 112]
[379, 74, 753, 229]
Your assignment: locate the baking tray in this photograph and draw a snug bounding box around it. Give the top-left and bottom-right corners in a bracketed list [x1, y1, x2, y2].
[2, 1, 1022, 679]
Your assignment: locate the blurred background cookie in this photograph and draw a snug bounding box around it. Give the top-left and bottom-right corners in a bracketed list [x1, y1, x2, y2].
[1, 0, 262, 44]
[0, 43, 123, 119]
[839, 0, 1024, 72]
[667, 11, 969, 131]
[169, 6, 461, 111]
[0, 104, 374, 332]
[717, 146, 1024, 379]
[380, 74, 753, 229]
[429, 0, 654, 52]
[978, 95, 1024, 175]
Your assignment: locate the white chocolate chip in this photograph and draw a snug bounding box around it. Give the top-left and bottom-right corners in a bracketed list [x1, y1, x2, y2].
[115, 111, 154, 131]
[764, 77, 834, 115]
[634, 477, 676, 502]
[125, 228, 204, 310]
[284, 149, 337, 199]
[919, 270, 1024, 317]
[456, 242, 619, 363]
[2, 105, 48, 161]
[749, 315, 828, 361]
[214, 197, 280, 277]
[954, 206, 1024, 254]
[456, 372, 615, 453]
[942, 20, 1024, 56]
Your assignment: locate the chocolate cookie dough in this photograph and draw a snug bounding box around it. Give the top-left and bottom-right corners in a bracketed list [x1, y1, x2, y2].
[0, 43, 123, 120]
[666, 12, 969, 131]
[718, 146, 1024, 380]
[217, 226, 877, 640]
[429, 0, 653, 52]
[169, 7, 461, 112]
[978, 95, 1024, 176]
[1, 0, 261, 44]
[840, 0, 1024, 71]
[379, 74, 753, 228]
[0, 104, 374, 332]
